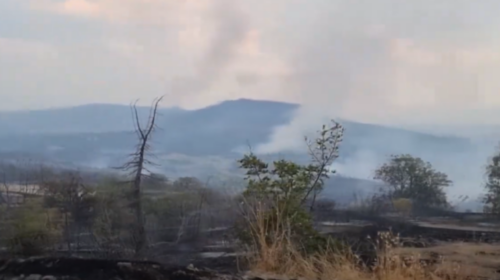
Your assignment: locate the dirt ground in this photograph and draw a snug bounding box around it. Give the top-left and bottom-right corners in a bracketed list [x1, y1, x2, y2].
[395, 242, 500, 278]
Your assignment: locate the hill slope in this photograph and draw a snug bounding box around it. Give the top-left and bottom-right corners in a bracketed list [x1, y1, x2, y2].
[0, 99, 472, 159]
[0, 103, 183, 135]
[0, 98, 487, 202]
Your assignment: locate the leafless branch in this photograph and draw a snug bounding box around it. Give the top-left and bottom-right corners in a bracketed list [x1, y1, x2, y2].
[301, 120, 344, 211]
[119, 95, 164, 258]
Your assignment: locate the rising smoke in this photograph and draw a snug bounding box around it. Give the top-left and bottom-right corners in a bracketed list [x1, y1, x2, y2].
[251, 0, 500, 201]
[5, 0, 500, 205]
[171, 0, 249, 99]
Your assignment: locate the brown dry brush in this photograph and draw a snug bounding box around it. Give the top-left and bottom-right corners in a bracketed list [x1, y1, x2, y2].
[244, 209, 485, 280]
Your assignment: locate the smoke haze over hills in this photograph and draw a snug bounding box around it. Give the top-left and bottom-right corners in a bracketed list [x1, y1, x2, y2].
[2, 1, 500, 211]
[2, 0, 500, 124]
[0, 99, 495, 211]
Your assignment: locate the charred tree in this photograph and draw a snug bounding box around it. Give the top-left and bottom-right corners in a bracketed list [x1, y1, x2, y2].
[121, 96, 164, 258]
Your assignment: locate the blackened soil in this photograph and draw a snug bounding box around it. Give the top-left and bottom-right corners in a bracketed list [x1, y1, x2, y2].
[0, 256, 242, 280]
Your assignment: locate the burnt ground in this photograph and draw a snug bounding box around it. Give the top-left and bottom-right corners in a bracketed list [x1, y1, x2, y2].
[3, 218, 500, 280]
[189, 255, 244, 274]
[0, 257, 243, 280]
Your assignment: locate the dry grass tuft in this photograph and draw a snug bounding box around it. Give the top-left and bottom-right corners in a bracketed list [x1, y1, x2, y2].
[247, 235, 486, 280]
[247, 235, 487, 280]
[242, 202, 491, 280]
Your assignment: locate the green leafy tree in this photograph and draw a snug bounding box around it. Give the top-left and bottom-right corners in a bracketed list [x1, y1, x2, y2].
[374, 154, 451, 208]
[238, 120, 344, 253]
[483, 147, 500, 214]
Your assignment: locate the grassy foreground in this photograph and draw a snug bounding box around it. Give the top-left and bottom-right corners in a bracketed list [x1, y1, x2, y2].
[241, 206, 495, 280]
[245, 237, 492, 280]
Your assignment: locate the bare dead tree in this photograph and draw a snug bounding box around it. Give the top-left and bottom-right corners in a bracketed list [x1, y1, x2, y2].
[120, 96, 164, 258]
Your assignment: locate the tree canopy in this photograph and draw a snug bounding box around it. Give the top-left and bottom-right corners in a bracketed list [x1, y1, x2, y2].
[374, 154, 451, 208]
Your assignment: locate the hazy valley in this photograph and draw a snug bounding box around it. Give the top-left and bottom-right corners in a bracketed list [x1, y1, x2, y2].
[0, 98, 493, 210]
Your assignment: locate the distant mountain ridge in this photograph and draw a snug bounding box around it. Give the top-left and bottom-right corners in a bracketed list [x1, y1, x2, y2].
[0, 98, 472, 158]
[0, 103, 183, 135]
[0, 98, 489, 204]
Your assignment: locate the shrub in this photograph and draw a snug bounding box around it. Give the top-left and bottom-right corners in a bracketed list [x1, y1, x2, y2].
[4, 199, 56, 256]
[236, 121, 344, 255]
[392, 198, 413, 216]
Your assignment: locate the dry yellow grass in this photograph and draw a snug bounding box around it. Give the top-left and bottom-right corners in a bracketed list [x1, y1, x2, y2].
[394, 242, 500, 279]
[242, 202, 497, 280]
[247, 238, 491, 280]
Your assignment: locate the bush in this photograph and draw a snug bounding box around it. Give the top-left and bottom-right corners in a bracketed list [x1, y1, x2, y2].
[236, 121, 344, 255]
[392, 198, 413, 216]
[4, 199, 57, 256]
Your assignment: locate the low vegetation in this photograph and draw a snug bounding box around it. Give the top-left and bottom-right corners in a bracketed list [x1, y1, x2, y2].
[236, 122, 489, 280]
[245, 212, 484, 280]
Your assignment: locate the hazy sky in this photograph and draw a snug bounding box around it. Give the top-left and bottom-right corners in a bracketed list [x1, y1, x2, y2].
[2, 0, 500, 125]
